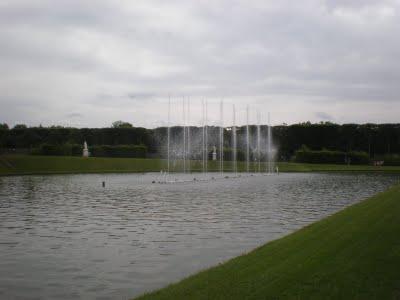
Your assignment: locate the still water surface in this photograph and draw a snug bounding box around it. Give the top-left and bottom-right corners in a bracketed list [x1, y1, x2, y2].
[0, 172, 398, 299]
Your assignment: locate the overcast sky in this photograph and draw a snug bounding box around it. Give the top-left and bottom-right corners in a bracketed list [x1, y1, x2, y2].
[0, 0, 399, 128]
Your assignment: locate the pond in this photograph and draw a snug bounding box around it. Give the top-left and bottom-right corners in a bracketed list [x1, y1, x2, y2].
[0, 172, 398, 299]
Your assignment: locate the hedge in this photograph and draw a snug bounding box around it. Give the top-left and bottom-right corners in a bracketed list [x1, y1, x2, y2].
[90, 145, 147, 158]
[32, 144, 147, 158]
[375, 154, 400, 166]
[31, 143, 82, 156]
[294, 147, 369, 165]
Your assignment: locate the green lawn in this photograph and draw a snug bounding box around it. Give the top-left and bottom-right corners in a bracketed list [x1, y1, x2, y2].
[136, 184, 400, 300]
[1, 155, 400, 175]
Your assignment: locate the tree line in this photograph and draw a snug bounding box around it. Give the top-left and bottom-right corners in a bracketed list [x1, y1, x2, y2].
[0, 122, 399, 163]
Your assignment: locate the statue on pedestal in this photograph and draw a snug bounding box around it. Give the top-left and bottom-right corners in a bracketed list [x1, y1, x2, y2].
[83, 141, 89, 157]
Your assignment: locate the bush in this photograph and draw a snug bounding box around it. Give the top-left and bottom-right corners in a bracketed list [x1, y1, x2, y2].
[348, 151, 370, 165]
[90, 144, 147, 158]
[223, 148, 245, 161]
[376, 154, 400, 166]
[32, 143, 147, 158]
[32, 143, 83, 156]
[294, 147, 370, 165]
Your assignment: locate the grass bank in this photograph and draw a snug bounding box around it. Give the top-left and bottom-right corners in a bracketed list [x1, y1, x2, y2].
[136, 184, 400, 299]
[1, 155, 400, 176]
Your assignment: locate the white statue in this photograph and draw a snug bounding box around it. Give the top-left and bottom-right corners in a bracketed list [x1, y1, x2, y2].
[83, 141, 89, 157]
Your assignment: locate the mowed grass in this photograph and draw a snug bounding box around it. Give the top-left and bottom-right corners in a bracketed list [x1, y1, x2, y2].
[1, 155, 400, 176]
[136, 184, 400, 300]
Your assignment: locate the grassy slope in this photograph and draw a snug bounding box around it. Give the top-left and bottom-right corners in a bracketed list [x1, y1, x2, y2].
[1, 155, 400, 175]
[136, 184, 400, 300]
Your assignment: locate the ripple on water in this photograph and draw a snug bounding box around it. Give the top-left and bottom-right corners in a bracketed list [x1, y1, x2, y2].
[0, 172, 398, 299]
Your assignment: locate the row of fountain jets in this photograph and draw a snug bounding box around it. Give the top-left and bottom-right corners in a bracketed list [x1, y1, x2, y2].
[165, 98, 275, 175]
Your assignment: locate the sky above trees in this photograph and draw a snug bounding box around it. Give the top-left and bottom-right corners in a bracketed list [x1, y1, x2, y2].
[0, 0, 399, 128]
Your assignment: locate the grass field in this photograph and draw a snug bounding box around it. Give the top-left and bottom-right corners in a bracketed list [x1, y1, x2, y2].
[1, 155, 400, 176]
[135, 183, 400, 299]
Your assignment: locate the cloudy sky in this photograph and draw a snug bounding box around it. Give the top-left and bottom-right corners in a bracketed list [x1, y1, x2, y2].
[0, 0, 399, 128]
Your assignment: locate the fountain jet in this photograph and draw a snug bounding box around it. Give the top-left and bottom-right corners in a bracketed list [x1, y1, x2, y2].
[220, 100, 224, 175]
[246, 105, 250, 173]
[232, 104, 237, 174]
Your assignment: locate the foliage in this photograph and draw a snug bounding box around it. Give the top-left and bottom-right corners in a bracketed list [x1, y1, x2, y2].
[294, 148, 370, 165]
[223, 148, 245, 161]
[376, 154, 400, 166]
[90, 144, 147, 158]
[32, 143, 82, 156]
[112, 120, 133, 128]
[31, 143, 147, 158]
[0, 123, 399, 162]
[13, 124, 27, 129]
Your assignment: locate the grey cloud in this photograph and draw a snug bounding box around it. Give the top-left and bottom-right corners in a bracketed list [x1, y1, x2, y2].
[0, 0, 399, 127]
[65, 112, 83, 118]
[315, 112, 334, 121]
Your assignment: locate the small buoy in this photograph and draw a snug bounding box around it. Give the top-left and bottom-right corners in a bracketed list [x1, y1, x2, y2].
[152, 180, 156, 184]
[225, 176, 229, 179]
[102, 181, 105, 188]
[193, 178, 197, 181]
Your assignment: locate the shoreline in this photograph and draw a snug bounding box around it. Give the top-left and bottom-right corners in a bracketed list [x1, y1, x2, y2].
[135, 183, 400, 299]
[1, 155, 400, 176]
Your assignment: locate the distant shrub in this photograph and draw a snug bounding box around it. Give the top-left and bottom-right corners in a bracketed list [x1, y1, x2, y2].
[295, 148, 370, 165]
[223, 148, 245, 161]
[32, 143, 83, 156]
[348, 151, 370, 165]
[375, 154, 400, 166]
[32, 143, 147, 158]
[90, 144, 147, 158]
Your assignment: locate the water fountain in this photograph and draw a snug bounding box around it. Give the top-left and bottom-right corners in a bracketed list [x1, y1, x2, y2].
[163, 98, 276, 181]
[219, 100, 224, 175]
[202, 99, 206, 175]
[205, 100, 208, 175]
[182, 97, 186, 173]
[257, 112, 261, 173]
[267, 112, 272, 174]
[167, 96, 171, 174]
[232, 104, 237, 174]
[187, 98, 191, 173]
[246, 105, 250, 173]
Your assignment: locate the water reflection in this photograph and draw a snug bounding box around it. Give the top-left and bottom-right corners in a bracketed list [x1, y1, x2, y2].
[0, 172, 398, 299]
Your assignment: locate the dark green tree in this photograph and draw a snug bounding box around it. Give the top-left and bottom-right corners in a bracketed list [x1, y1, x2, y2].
[112, 121, 133, 128]
[13, 124, 27, 129]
